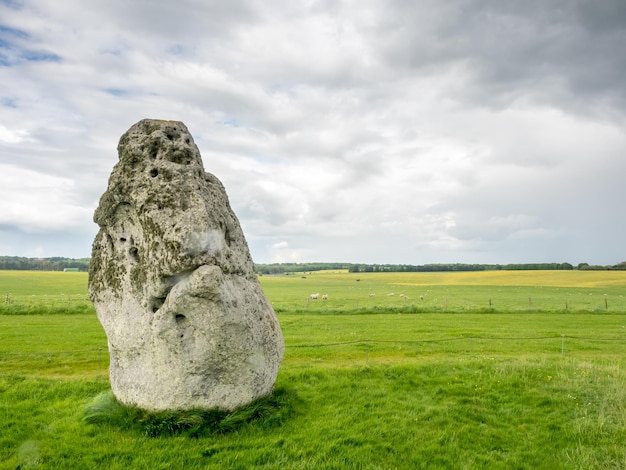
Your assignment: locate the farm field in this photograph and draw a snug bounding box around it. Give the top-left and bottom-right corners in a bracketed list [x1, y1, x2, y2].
[2, 269, 626, 314]
[2, 269, 626, 468]
[259, 269, 626, 313]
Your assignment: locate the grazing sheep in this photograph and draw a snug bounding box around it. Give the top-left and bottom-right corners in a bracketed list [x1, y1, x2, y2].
[369, 293, 376, 297]
[310, 293, 320, 300]
[420, 295, 424, 300]
[322, 294, 328, 300]
[387, 293, 395, 296]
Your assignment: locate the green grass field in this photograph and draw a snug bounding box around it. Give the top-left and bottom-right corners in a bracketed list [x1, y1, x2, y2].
[3, 269, 626, 314]
[0, 271, 92, 315]
[260, 270, 626, 313]
[2, 270, 626, 468]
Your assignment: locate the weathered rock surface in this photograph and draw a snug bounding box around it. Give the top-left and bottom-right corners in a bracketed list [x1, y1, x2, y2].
[88, 119, 283, 411]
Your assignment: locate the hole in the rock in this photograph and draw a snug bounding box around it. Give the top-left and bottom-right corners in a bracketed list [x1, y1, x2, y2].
[128, 246, 140, 263]
[149, 168, 159, 177]
[175, 314, 186, 324]
[119, 237, 126, 242]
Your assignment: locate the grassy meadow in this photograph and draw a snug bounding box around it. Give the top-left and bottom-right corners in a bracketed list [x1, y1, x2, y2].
[0, 271, 92, 315]
[2, 269, 626, 468]
[260, 269, 626, 314]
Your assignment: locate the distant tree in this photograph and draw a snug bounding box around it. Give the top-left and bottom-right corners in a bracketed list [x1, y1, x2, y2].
[0, 256, 90, 271]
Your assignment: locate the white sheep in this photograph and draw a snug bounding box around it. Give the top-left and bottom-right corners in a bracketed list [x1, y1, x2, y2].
[310, 293, 320, 300]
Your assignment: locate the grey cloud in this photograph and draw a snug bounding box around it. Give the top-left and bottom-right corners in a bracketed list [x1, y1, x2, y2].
[367, 0, 626, 117]
[1, 0, 624, 265]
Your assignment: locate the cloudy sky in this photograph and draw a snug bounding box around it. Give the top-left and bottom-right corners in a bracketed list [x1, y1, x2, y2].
[1, 0, 625, 265]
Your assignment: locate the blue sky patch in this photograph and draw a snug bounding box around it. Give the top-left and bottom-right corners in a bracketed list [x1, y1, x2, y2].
[168, 44, 184, 55]
[20, 49, 61, 62]
[1, 97, 17, 107]
[0, 0, 22, 10]
[103, 88, 128, 97]
[0, 24, 28, 39]
[218, 118, 240, 128]
[0, 23, 60, 65]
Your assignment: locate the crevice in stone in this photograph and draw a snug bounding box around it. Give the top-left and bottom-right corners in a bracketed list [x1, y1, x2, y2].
[105, 233, 114, 251]
[151, 297, 167, 313]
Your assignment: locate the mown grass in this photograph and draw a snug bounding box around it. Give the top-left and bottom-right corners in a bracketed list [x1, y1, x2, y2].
[3, 357, 626, 468]
[2, 270, 626, 468]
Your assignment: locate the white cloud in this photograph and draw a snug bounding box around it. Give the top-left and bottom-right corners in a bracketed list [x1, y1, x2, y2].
[0, 124, 28, 143]
[0, 164, 93, 232]
[267, 240, 314, 263]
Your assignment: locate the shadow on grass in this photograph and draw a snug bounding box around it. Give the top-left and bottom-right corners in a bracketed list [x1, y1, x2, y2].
[84, 386, 298, 438]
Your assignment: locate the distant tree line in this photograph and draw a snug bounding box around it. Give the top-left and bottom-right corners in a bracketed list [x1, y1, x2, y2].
[0, 256, 90, 272]
[347, 263, 576, 273]
[255, 262, 352, 275]
[577, 261, 626, 271]
[1, 257, 625, 274]
[257, 261, 626, 274]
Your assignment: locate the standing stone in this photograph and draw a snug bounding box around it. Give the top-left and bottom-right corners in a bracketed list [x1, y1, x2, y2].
[89, 119, 283, 411]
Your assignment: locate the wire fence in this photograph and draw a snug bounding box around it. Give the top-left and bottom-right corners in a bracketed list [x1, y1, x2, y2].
[3, 291, 626, 314]
[3, 335, 626, 375]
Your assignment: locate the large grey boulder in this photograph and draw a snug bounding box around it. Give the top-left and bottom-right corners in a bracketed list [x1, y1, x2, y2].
[89, 119, 283, 411]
